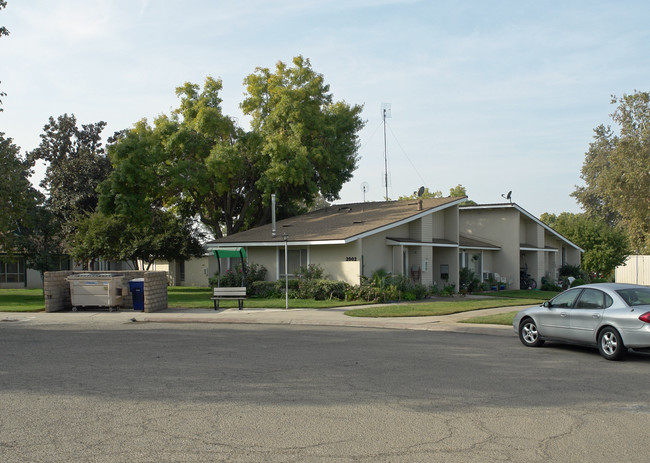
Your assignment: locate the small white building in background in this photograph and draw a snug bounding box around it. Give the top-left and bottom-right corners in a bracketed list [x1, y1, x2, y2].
[0, 254, 70, 289]
[150, 252, 216, 287]
[615, 255, 650, 286]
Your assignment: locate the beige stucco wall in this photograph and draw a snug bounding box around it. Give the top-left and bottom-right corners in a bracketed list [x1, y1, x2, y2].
[247, 247, 278, 281]
[391, 207, 459, 287]
[443, 207, 458, 241]
[362, 223, 410, 278]
[247, 242, 363, 285]
[310, 242, 362, 284]
[419, 215, 434, 285]
[460, 208, 521, 289]
[432, 213, 444, 239]
[461, 207, 582, 288]
[520, 216, 545, 284]
[564, 245, 581, 267]
[150, 258, 210, 287]
[182, 256, 211, 286]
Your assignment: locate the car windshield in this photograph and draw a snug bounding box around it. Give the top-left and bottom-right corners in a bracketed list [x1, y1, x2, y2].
[616, 288, 650, 307]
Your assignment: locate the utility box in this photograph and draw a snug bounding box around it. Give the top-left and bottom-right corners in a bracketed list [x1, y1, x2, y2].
[66, 273, 125, 312]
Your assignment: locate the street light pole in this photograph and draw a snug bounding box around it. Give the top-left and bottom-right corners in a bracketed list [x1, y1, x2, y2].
[283, 233, 289, 309]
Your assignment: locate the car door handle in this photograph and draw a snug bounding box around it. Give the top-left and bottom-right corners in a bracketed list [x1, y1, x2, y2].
[560, 312, 568, 317]
[592, 313, 601, 319]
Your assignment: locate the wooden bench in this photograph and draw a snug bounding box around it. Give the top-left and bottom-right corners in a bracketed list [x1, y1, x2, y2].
[211, 287, 246, 310]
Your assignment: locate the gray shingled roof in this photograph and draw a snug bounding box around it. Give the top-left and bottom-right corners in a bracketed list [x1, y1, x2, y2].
[207, 197, 464, 245]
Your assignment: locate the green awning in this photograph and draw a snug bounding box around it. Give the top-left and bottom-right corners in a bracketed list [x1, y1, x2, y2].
[212, 247, 247, 259]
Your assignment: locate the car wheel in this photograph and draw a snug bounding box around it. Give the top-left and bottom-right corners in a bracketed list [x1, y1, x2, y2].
[598, 327, 626, 361]
[519, 318, 544, 347]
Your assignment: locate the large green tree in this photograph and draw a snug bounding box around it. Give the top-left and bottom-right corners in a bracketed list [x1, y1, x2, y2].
[540, 212, 629, 278]
[0, 133, 42, 254]
[572, 91, 650, 253]
[28, 114, 112, 239]
[18, 206, 66, 281]
[0, 0, 8, 111]
[72, 210, 204, 270]
[101, 56, 365, 238]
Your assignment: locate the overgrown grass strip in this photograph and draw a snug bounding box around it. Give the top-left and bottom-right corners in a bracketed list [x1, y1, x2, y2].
[459, 311, 519, 326]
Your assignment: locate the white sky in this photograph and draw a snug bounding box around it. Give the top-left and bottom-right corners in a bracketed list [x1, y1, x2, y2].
[2, 0, 649, 217]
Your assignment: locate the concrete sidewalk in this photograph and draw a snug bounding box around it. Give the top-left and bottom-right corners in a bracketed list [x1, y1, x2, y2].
[0, 305, 532, 336]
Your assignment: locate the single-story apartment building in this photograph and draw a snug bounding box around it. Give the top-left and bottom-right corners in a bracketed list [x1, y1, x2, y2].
[459, 203, 583, 288]
[3, 200, 583, 291]
[206, 196, 465, 289]
[202, 198, 582, 290]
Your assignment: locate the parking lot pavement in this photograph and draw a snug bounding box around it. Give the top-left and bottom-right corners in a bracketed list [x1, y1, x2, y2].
[1, 305, 526, 336]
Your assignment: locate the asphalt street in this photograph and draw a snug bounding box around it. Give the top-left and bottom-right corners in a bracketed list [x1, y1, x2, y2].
[1, 320, 649, 462]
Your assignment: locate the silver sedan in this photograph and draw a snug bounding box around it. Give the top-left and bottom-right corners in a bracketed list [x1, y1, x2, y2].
[513, 283, 650, 360]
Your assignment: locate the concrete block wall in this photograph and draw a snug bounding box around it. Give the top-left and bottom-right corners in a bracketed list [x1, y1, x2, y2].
[143, 271, 168, 313]
[43, 270, 168, 313]
[43, 270, 73, 312]
[117, 271, 146, 310]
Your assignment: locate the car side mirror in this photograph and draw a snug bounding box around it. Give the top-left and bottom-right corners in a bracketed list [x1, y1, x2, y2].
[543, 301, 551, 308]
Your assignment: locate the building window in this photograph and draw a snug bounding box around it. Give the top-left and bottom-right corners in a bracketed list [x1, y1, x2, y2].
[179, 260, 185, 282]
[0, 258, 25, 283]
[279, 249, 308, 277]
[53, 255, 71, 271]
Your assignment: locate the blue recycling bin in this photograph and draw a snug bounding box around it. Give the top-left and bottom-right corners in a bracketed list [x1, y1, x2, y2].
[129, 278, 145, 311]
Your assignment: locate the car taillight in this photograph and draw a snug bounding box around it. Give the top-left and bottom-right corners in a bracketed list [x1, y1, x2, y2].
[639, 312, 650, 323]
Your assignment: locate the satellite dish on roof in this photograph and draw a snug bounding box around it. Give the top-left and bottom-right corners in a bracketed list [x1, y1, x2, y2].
[417, 186, 425, 198]
[360, 182, 370, 202]
[501, 190, 512, 203]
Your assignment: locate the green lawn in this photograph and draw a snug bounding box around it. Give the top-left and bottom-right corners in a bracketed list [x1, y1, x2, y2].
[344, 298, 540, 318]
[459, 311, 519, 326]
[0, 289, 45, 312]
[167, 287, 215, 308]
[0, 287, 552, 315]
[167, 287, 370, 309]
[0, 287, 370, 312]
[478, 289, 558, 300]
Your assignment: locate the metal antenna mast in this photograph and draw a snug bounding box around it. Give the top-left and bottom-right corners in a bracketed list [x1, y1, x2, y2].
[381, 103, 391, 200]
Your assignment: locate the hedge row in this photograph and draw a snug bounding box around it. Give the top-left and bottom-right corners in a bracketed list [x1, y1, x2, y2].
[249, 279, 347, 300]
